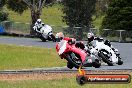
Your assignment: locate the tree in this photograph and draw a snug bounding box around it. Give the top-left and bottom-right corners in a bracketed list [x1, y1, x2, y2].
[101, 0, 132, 31]
[0, 0, 6, 7]
[95, 0, 110, 17]
[6, 0, 55, 35]
[62, 0, 96, 40]
[62, 0, 96, 27]
[0, 0, 8, 22]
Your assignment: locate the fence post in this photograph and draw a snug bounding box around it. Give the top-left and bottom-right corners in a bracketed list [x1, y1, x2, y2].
[116, 30, 126, 42]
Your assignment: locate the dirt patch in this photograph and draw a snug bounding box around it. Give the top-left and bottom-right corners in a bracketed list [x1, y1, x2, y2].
[0, 73, 76, 81]
[0, 71, 131, 81]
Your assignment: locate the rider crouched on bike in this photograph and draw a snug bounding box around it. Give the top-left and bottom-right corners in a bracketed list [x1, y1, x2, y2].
[33, 19, 45, 33]
[55, 32, 99, 67]
[56, 32, 90, 56]
[55, 32, 76, 49]
[87, 32, 117, 52]
[56, 32, 87, 50]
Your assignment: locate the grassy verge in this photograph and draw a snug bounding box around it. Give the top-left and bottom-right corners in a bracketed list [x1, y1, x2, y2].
[0, 44, 66, 70]
[0, 77, 131, 88]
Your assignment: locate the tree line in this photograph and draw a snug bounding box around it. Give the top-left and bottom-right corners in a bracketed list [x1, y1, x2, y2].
[0, 0, 131, 36]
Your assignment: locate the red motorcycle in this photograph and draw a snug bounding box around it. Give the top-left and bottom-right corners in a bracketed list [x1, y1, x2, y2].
[56, 38, 101, 69]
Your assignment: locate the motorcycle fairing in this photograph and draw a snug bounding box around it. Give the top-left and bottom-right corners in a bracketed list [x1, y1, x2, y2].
[58, 40, 87, 63]
[91, 40, 118, 63]
[40, 25, 53, 39]
[58, 40, 67, 55]
[66, 44, 87, 63]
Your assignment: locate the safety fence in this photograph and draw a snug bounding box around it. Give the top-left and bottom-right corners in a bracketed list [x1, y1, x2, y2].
[0, 21, 132, 42]
[101, 29, 132, 42]
[0, 21, 90, 40]
[0, 21, 30, 35]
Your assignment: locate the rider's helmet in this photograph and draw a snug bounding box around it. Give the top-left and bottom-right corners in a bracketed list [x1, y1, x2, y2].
[56, 32, 64, 42]
[104, 40, 111, 47]
[87, 32, 94, 43]
[37, 19, 42, 24]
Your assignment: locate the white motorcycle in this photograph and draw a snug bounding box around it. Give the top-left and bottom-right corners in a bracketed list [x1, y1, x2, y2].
[33, 25, 56, 42]
[89, 37, 123, 66]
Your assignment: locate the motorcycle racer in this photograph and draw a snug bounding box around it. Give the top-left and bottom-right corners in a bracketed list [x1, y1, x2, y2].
[56, 32, 89, 52]
[86, 32, 123, 65]
[33, 19, 45, 33]
[55, 32, 64, 42]
[33, 19, 56, 42]
[87, 32, 117, 52]
[56, 32, 99, 67]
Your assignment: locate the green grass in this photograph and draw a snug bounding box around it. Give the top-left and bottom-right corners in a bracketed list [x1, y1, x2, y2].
[7, 4, 66, 26]
[0, 44, 66, 70]
[0, 78, 131, 88]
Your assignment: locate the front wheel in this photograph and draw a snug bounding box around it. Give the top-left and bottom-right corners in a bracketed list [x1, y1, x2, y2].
[98, 50, 113, 66]
[40, 36, 46, 42]
[37, 33, 46, 42]
[67, 62, 73, 69]
[66, 52, 82, 69]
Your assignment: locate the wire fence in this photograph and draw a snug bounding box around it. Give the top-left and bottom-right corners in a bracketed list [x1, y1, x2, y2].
[0, 21, 30, 35]
[101, 29, 132, 42]
[0, 21, 132, 42]
[0, 21, 90, 40]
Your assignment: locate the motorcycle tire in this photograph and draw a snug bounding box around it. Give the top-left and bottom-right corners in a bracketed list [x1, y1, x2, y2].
[50, 34, 56, 42]
[98, 50, 113, 66]
[39, 36, 46, 42]
[66, 52, 82, 69]
[92, 59, 101, 68]
[117, 56, 123, 65]
[67, 62, 73, 69]
[37, 33, 46, 42]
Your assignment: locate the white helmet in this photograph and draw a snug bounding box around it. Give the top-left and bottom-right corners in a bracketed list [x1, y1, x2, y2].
[87, 32, 94, 42]
[87, 32, 94, 38]
[37, 19, 42, 24]
[56, 32, 64, 39]
[56, 32, 64, 42]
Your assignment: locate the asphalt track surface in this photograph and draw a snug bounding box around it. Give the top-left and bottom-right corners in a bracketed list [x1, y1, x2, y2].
[0, 37, 132, 71]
